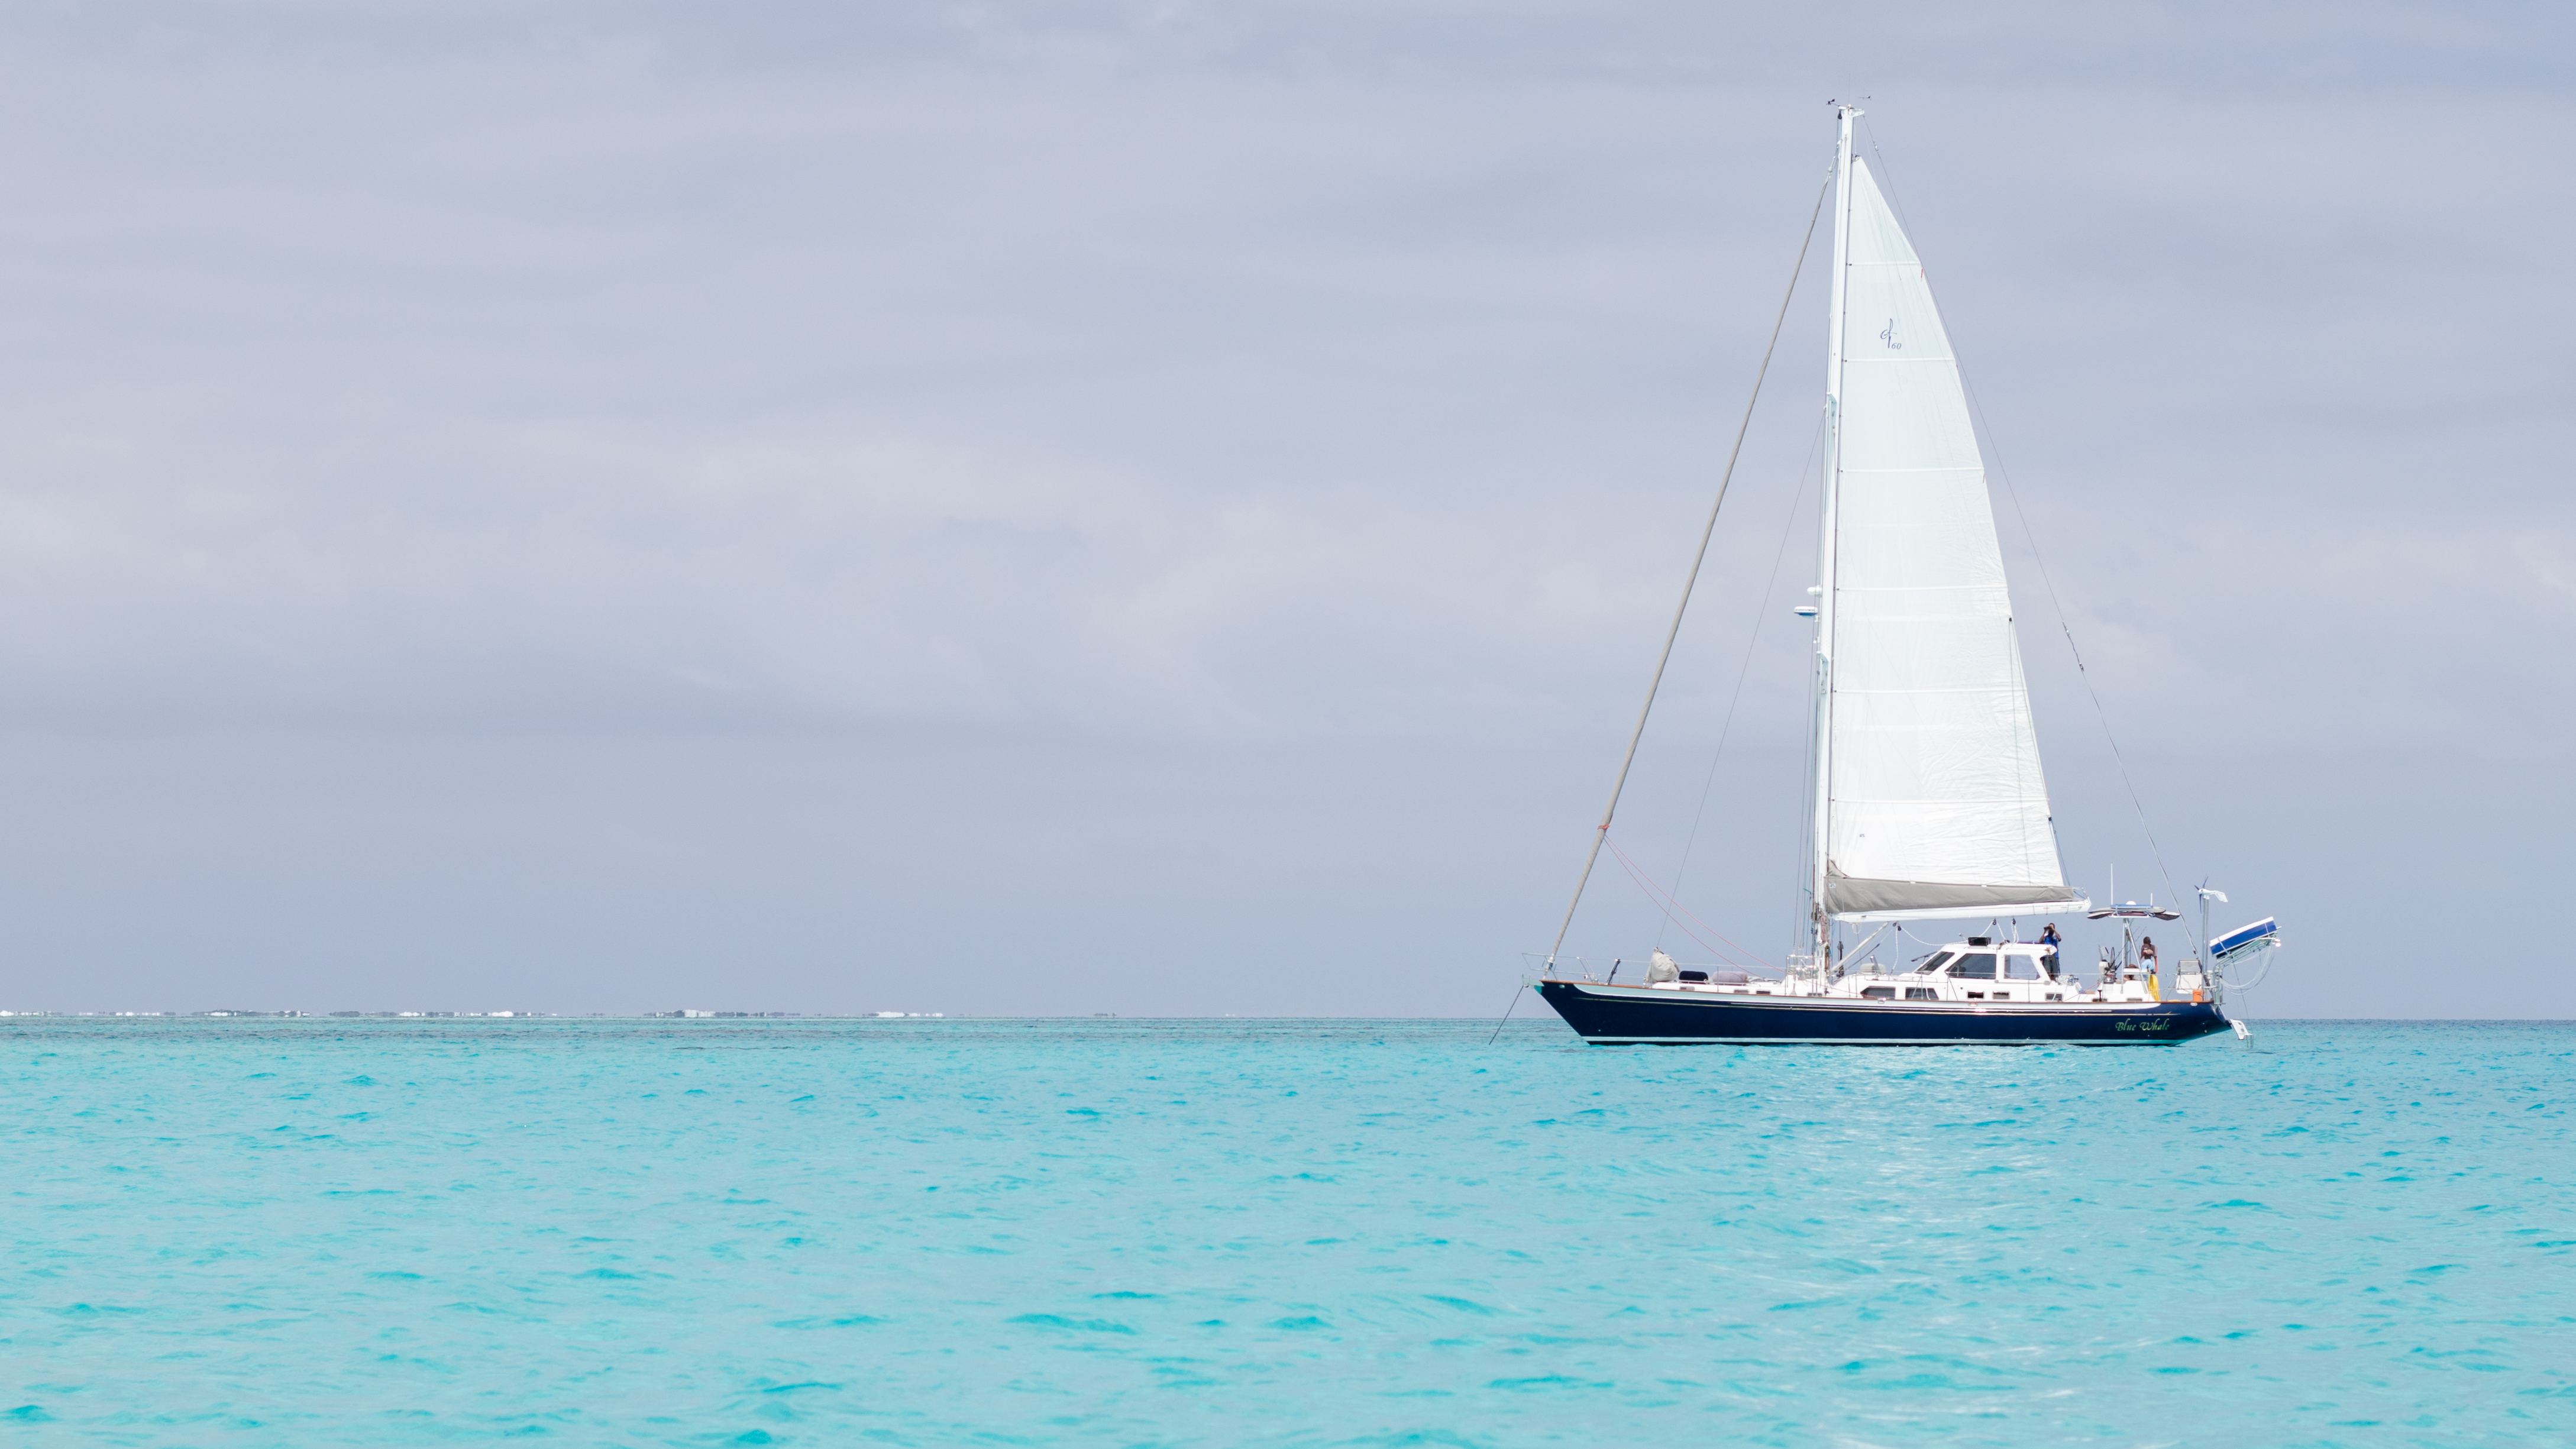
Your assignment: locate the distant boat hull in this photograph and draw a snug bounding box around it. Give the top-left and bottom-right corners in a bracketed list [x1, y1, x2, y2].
[1535, 980, 2232, 1046]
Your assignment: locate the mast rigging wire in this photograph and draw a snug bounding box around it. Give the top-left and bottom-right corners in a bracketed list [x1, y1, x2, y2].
[1540, 164, 1835, 970]
[1653, 413, 1822, 956]
[1961, 376, 2188, 921]
[1603, 832, 1776, 968]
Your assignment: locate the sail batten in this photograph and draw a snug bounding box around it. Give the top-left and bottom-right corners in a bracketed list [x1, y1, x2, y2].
[1816, 156, 2076, 922]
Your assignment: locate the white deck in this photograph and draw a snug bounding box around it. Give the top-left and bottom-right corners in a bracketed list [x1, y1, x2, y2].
[1641, 940, 2211, 1008]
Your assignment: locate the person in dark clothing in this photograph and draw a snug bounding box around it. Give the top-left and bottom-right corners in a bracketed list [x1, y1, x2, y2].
[2039, 923, 2062, 978]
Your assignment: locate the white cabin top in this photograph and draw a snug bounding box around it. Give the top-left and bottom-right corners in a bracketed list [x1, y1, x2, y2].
[1906, 939, 2059, 983]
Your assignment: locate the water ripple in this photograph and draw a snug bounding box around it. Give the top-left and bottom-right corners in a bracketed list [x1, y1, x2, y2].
[1, 1016, 2568, 1444]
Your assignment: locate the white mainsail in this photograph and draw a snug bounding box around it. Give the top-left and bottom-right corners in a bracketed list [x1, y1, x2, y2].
[1814, 151, 2082, 921]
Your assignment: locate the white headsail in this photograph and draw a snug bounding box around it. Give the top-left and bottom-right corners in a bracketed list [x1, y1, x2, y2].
[1813, 147, 2083, 922]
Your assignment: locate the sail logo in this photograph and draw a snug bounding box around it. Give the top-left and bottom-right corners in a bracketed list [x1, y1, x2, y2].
[1880, 319, 1902, 350]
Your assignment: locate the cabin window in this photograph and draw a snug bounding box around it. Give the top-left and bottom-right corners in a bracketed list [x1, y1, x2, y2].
[1947, 953, 1998, 979]
[1905, 988, 1938, 1001]
[2003, 955, 2042, 981]
[1915, 952, 1956, 975]
[1678, 971, 1708, 982]
[1860, 986, 1894, 999]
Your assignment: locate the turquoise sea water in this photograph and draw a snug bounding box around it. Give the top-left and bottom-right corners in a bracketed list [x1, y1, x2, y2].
[3, 1017, 2568, 1446]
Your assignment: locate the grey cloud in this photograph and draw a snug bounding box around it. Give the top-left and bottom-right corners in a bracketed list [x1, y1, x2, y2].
[0, 1, 2565, 1015]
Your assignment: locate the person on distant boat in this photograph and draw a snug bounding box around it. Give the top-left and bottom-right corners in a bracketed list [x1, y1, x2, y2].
[2139, 936, 2160, 990]
[2040, 923, 2062, 977]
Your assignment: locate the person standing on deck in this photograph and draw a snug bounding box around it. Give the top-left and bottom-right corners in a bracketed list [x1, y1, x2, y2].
[2040, 923, 2062, 978]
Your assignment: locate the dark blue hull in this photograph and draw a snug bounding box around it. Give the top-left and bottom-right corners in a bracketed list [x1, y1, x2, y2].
[1536, 979, 2232, 1046]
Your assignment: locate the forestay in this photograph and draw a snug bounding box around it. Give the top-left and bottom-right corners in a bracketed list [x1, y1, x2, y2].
[1819, 158, 2082, 920]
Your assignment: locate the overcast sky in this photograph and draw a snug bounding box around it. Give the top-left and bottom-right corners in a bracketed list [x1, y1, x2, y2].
[0, 1, 2567, 1018]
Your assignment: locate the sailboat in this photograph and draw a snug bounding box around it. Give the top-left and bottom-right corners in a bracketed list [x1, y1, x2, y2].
[1529, 108, 2273, 1046]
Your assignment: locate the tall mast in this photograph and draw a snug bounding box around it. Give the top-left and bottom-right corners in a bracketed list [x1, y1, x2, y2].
[1808, 105, 1859, 960]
